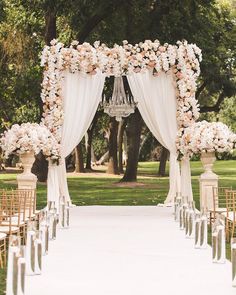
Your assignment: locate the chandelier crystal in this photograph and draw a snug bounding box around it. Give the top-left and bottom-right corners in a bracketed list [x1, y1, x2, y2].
[102, 77, 137, 121]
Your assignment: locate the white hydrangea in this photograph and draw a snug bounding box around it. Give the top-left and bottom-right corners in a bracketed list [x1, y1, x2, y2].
[0, 123, 60, 163]
[176, 121, 236, 158]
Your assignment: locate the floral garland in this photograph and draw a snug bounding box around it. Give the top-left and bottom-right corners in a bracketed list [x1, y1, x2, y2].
[0, 123, 60, 163]
[176, 121, 236, 159]
[40, 39, 202, 144]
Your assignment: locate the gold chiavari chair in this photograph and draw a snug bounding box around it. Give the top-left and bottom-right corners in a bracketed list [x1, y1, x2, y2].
[0, 192, 20, 237]
[17, 189, 39, 222]
[222, 190, 236, 242]
[209, 186, 232, 228]
[0, 233, 6, 268]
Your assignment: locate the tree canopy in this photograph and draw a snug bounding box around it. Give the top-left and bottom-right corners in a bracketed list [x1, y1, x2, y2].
[0, 0, 235, 172]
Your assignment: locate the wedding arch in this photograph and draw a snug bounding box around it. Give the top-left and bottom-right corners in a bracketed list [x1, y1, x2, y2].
[40, 39, 202, 207]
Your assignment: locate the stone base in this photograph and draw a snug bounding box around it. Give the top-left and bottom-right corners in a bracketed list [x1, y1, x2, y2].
[17, 173, 37, 190]
[199, 172, 218, 210]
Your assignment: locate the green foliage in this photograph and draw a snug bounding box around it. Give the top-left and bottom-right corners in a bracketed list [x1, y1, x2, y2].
[0, 0, 235, 160]
[200, 96, 236, 131]
[0, 0, 44, 131]
[92, 112, 109, 159]
[65, 0, 236, 160]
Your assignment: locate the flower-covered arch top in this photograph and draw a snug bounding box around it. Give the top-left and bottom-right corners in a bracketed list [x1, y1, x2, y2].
[40, 39, 202, 146]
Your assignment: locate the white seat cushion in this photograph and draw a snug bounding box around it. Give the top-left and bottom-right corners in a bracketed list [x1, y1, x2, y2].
[1, 220, 25, 226]
[222, 211, 234, 221]
[215, 207, 227, 213]
[0, 232, 7, 240]
[209, 207, 226, 213]
[0, 226, 19, 233]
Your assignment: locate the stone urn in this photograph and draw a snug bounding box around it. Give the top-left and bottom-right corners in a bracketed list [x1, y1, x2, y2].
[17, 151, 37, 189]
[199, 151, 218, 210]
[200, 151, 217, 177]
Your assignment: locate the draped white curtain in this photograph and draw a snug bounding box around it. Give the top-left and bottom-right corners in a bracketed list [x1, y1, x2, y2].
[180, 158, 193, 201]
[47, 71, 105, 208]
[127, 71, 181, 203]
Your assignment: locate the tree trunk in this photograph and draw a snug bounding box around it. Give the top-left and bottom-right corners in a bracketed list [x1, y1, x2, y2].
[33, 5, 57, 182]
[158, 147, 169, 176]
[107, 118, 119, 174]
[121, 109, 142, 182]
[74, 143, 85, 173]
[45, 8, 56, 45]
[91, 146, 97, 163]
[139, 130, 151, 153]
[118, 119, 127, 174]
[96, 151, 109, 165]
[85, 112, 99, 170]
[85, 131, 93, 170]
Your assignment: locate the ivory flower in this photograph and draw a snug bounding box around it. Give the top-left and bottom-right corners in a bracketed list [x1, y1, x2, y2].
[176, 121, 236, 158]
[0, 123, 60, 163]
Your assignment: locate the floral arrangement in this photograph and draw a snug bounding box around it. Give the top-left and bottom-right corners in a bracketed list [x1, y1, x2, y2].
[0, 123, 60, 163]
[176, 121, 236, 158]
[40, 39, 202, 142]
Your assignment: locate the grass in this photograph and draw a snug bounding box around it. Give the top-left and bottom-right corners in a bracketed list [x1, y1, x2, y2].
[0, 160, 235, 294]
[28, 160, 236, 209]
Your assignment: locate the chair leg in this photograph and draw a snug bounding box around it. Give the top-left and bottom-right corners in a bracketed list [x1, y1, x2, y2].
[3, 240, 6, 268]
[0, 238, 6, 268]
[232, 220, 236, 241]
[226, 219, 230, 242]
[209, 212, 214, 229]
[0, 250, 3, 269]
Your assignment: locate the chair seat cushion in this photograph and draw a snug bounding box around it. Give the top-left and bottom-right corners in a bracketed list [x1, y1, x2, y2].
[215, 207, 226, 213]
[0, 226, 19, 234]
[209, 207, 227, 213]
[1, 220, 25, 226]
[222, 211, 235, 221]
[0, 232, 7, 240]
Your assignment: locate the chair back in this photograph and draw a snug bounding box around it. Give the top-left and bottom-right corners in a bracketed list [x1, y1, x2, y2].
[0, 191, 21, 234]
[16, 189, 36, 220]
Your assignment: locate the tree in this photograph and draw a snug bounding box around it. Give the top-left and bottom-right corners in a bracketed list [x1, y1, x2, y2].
[121, 109, 143, 182]
[1, 0, 235, 181]
[107, 118, 119, 175]
[74, 143, 85, 173]
[85, 111, 102, 170]
[158, 147, 169, 177]
[118, 119, 128, 173]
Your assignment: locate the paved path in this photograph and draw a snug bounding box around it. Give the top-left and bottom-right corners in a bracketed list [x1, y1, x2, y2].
[27, 206, 234, 295]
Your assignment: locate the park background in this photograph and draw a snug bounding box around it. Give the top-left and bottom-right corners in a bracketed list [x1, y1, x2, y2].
[0, 1, 235, 293]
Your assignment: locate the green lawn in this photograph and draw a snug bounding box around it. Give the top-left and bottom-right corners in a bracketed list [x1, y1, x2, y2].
[1, 160, 235, 210]
[0, 160, 235, 294]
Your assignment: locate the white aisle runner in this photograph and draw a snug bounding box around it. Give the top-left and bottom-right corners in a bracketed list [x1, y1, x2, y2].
[27, 206, 234, 295]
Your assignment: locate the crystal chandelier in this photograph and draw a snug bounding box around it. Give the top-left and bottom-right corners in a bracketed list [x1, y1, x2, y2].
[102, 77, 137, 121]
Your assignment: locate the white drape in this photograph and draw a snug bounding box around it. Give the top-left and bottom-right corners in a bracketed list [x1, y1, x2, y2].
[127, 71, 181, 203]
[180, 158, 193, 201]
[47, 71, 105, 208]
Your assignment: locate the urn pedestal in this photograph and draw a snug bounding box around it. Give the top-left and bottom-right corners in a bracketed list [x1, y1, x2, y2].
[17, 151, 37, 190]
[199, 152, 218, 210]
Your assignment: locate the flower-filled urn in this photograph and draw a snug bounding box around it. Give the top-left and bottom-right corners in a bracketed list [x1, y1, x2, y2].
[0, 122, 60, 190]
[176, 120, 236, 210]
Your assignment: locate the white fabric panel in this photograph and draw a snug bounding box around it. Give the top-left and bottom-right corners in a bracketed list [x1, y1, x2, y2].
[47, 164, 60, 208]
[127, 71, 181, 203]
[61, 71, 105, 157]
[180, 158, 193, 201]
[47, 71, 105, 206]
